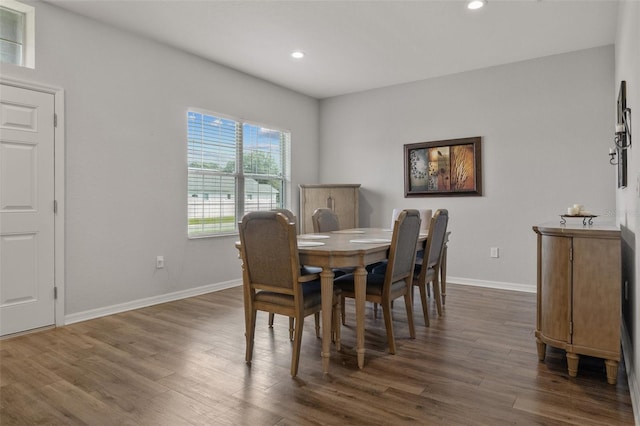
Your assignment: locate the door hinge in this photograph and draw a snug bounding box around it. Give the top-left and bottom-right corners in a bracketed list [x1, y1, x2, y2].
[54, 200, 58, 214]
[54, 286, 58, 299]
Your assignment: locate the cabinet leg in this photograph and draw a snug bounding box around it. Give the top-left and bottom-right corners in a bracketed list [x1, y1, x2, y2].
[605, 359, 619, 385]
[566, 352, 579, 377]
[536, 339, 546, 361]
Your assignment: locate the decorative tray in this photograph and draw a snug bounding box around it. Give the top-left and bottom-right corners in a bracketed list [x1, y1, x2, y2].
[560, 214, 597, 225]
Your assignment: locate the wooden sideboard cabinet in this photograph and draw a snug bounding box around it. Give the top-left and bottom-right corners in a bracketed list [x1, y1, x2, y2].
[532, 223, 621, 384]
[299, 184, 360, 234]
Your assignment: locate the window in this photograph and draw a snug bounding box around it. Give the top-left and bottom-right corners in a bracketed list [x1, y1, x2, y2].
[187, 110, 290, 237]
[0, 0, 34, 68]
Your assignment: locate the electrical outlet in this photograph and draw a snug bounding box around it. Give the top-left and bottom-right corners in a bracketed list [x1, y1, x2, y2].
[156, 255, 164, 269]
[490, 247, 499, 258]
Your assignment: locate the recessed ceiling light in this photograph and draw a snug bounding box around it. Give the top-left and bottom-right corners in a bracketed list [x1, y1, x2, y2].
[467, 0, 486, 10]
[291, 50, 305, 59]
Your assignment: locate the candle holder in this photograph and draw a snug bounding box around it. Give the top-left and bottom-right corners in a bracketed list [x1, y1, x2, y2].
[610, 148, 619, 165]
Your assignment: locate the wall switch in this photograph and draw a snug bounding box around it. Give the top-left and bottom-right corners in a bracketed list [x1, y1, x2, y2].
[490, 247, 499, 258]
[156, 255, 164, 269]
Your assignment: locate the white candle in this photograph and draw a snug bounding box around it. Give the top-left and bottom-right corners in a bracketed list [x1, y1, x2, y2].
[610, 148, 615, 154]
[616, 123, 625, 133]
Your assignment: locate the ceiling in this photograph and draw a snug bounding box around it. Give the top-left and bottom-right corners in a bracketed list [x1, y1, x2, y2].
[46, 0, 619, 99]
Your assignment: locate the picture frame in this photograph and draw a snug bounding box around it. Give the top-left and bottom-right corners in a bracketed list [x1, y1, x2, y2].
[617, 81, 627, 188]
[404, 136, 482, 197]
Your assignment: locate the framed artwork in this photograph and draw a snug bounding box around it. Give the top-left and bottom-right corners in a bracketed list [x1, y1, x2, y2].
[617, 81, 627, 188]
[404, 136, 482, 197]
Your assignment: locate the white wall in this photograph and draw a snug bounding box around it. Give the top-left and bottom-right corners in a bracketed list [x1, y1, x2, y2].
[615, 0, 640, 418]
[0, 2, 320, 315]
[319, 46, 615, 290]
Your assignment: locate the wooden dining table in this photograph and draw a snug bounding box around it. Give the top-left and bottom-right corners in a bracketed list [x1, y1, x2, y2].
[297, 227, 428, 373]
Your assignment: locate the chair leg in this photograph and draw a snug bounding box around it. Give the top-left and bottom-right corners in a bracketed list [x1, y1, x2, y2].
[418, 282, 430, 327]
[341, 296, 346, 325]
[404, 291, 416, 339]
[314, 312, 320, 338]
[268, 313, 275, 328]
[381, 298, 396, 354]
[245, 308, 257, 364]
[289, 317, 295, 341]
[291, 316, 304, 377]
[433, 275, 443, 317]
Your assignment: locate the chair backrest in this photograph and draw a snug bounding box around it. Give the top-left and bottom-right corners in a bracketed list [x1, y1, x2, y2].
[271, 208, 296, 224]
[421, 209, 449, 274]
[312, 208, 340, 233]
[391, 208, 432, 231]
[385, 209, 422, 285]
[239, 211, 300, 293]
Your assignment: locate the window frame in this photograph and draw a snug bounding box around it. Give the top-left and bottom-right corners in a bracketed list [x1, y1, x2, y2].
[187, 108, 291, 239]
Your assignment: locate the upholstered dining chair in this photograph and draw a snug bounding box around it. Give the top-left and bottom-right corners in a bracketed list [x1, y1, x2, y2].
[312, 208, 340, 233]
[268, 208, 303, 333]
[413, 209, 449, 326]
[238, 211, 341, 377]
[334, 209, 420, 354]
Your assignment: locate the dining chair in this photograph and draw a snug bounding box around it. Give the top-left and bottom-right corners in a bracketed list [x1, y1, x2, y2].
[312, 208, 340, 232]
[368, 208, 433, 319]
[413, 209, 449, 326]
[268, 208, 311, 333]
[238, 210, 341, 377]
[391, 208, 432, 232]
[334, 209, 419, 354]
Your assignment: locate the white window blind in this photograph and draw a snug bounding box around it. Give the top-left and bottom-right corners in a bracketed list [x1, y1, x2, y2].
[187, 110, 290, 237]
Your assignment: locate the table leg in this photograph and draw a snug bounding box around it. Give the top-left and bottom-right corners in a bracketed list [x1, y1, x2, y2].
[321, 268, 335, 374]
[354, 266, 367, 369]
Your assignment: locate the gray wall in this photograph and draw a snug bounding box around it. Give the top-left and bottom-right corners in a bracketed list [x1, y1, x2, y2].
[0, 2, 320, 315]
[615, 0, 640, 416]
[319, 46, 615, 290]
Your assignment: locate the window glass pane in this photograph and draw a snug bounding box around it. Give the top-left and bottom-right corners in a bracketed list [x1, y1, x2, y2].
[0, 7, 24, 43]
[242, 124, 283, 176]
[188, 173, 236, 236]
[0, 39, 21, 65]
[244, 177, 282, 213]
[0, 6, 24, 66]
[188, 111, 237, 173]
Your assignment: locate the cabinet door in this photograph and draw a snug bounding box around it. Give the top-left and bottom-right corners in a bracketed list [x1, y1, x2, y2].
[330, 187, 358, 229]
[572, 237, 621, 356]
[539, 235, 571, 343]
[299, 186, 358, 233]
[300, 188, 330, 234]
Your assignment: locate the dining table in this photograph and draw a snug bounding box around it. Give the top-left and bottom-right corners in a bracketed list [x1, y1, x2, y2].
[296, 227, 429, 373]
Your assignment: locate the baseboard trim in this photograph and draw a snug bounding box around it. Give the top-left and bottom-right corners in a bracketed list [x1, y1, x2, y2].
[64, 279, 242, 325]
[621, 320, 639, 424]
[64, 277, 534, 325]
[447, 277, 536, 293]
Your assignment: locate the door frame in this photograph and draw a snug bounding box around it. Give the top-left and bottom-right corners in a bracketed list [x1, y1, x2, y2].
[1, 77, 65, 328]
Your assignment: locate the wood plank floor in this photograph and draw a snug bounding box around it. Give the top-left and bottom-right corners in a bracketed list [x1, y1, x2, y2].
[1, 284, 634, 425]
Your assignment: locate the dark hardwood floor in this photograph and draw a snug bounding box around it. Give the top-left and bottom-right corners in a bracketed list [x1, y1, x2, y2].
[0, 284, 634, 425]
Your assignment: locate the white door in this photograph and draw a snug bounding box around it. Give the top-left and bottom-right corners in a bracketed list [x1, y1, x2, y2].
[0, 84, 55, 336]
